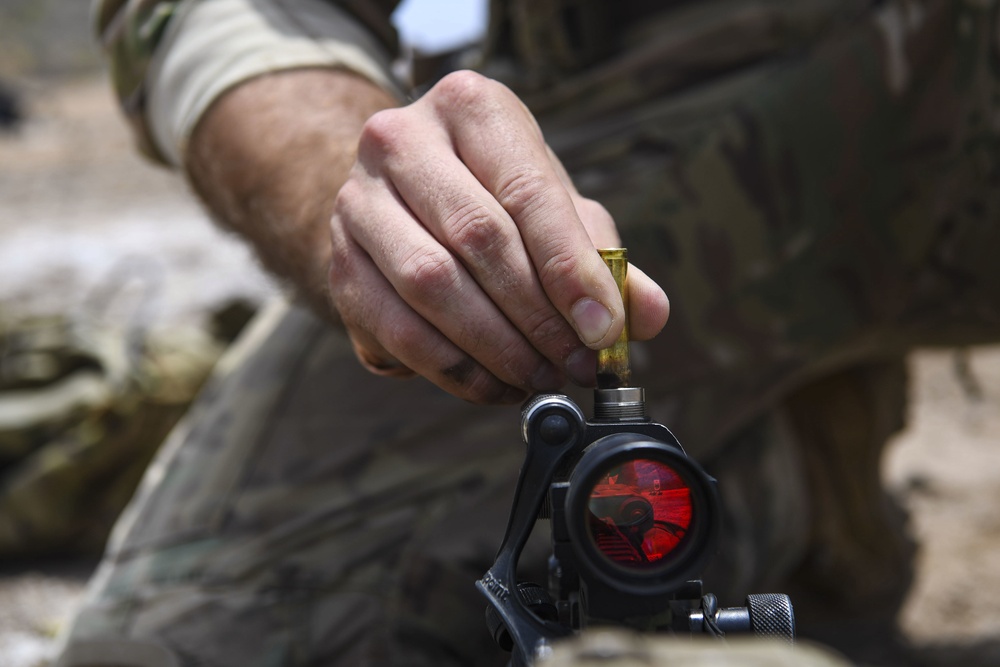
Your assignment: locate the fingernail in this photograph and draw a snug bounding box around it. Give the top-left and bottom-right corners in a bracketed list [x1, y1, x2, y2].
[566, 347, 597, 387]
[532, 363, 563, 392]
[571, 297, 613, 347]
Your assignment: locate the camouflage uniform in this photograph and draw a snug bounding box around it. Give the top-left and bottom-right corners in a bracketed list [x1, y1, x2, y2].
[59, 0, 1000, 665]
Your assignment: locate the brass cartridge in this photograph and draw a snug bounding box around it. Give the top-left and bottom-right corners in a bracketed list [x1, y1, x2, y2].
[597, 248, 631, 389]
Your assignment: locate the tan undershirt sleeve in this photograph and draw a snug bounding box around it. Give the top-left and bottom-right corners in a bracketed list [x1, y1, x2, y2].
[146, 0, 405, 167]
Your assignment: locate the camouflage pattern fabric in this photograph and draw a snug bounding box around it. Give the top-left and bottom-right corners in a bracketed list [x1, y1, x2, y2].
[538, 0, 1000, 454]
[63, 0, 1000, 665]
[92, 0, 400, 162]
[539, 0, 1000, 621]
[92, 0, 184, 161]
[0, 315, 223, 558]
[537, 0, 1000, 627]
[60, 301, 546, 667]
[52, 304, 831, 667]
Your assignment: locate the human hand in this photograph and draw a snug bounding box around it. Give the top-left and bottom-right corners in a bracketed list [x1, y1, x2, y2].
[328, 71, 669, 404]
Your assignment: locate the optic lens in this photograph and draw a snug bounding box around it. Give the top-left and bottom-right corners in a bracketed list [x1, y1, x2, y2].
[586, 458, 693, 569]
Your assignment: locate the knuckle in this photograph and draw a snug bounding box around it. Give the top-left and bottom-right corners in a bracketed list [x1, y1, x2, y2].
[443, 199, 505, 259]
[333, 177, 364, 218]
[493, 337, 523, 372]
[432, 70, 496, 110]
[494, 337, 542, 385]
[496, 167, 551, 218]
[378, 316, 421, 356]
[521, 306, 574, 352]
[453, 314, 497, 352]
[537, 247, 580, 291]
[358, 107, 408, 156]
[438, 354, 513, 404]
[461, 369, 510, 405]
[352, 299, 421, 363]
[456, 320, 541, 389]
[397, 248, 461, 302]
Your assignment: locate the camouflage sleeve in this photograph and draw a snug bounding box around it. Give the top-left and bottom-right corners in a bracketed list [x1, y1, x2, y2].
[93, 0, 182, 161]
[92, 0, 402, 165]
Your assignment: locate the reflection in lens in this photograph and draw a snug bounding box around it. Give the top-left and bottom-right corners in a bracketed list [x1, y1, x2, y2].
[586, 458, 693, 569]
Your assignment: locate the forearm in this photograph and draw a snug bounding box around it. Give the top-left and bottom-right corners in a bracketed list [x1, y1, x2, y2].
[184, 68, 397, 320]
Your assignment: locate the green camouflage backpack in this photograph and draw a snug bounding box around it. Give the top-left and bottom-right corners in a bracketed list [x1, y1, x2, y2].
[0, 308, 230, 558]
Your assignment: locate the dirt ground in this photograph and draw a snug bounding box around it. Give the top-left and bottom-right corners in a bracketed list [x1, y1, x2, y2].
[0, 53, 998, 667]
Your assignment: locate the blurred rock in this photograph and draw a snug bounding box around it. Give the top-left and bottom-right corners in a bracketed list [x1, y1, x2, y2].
[0, 313, 226, 559]
[0, 80, 21, 130]
[0, 0, 99, 79]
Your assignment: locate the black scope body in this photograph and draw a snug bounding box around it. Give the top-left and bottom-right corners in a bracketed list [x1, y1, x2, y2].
[478, 391, 795, 666]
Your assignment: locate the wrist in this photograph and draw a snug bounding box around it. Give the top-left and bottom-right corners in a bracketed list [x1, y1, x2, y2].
[184, 68, 397, 321]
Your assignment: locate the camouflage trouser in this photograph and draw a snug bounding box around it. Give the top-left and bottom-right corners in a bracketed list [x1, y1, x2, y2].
[59, 0, 1000, 665]
[53, 303, 846, 667]
[59, 301, 548, 666]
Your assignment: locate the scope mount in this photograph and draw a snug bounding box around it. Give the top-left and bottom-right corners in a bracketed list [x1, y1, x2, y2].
[477, 387, 795, 665]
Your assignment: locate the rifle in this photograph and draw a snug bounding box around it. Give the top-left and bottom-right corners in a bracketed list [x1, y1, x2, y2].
[478, 249, 796, 666]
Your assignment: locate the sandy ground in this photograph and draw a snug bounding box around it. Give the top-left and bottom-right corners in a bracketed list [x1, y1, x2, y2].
[0, 75, 998, 667]
[886, 349, 1000, 665]
[0, 77, 277, 325]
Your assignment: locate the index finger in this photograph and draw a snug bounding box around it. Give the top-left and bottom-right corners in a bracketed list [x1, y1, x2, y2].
[428, 72, 625, 350]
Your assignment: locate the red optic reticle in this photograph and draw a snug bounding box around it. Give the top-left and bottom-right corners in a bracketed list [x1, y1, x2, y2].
[586, 458, 693, 569]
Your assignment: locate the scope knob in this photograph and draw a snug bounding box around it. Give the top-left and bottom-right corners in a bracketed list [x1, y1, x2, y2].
[746, 593, 795, 643]
[539, 414, 572, 445]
